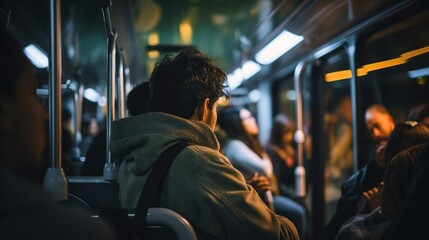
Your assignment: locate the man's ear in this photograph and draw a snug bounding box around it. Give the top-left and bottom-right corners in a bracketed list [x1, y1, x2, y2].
[0, 93, 14, 132]
[192, 98, 210, 121]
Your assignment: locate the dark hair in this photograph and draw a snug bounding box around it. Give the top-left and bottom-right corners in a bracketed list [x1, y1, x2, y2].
[408, 103, 429, 123]
[268, 114, 295, 149]
[0, 30, 31, 97]
[126, 81, 150, 116]
[217, 106, 264, 157]
[384, 121, 429, 164]
[147, 48, 228, 119]
[382, 143, 428, 219]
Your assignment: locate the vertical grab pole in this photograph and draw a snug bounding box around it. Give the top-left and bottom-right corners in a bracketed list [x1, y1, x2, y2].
[102, 5, 118, 181]
[294, 61, 307, 198]
[117, 47, 126, 119]
[44, 0, 68, 201]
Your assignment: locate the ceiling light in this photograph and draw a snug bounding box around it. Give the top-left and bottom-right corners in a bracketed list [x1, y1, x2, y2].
[24, 44, 49, 68]
[242, 60, 261, 79]
[255, 30, 304, 65]
[227, 68, 244, 91]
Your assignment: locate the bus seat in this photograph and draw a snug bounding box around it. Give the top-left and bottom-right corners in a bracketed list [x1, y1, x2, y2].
[68, 176, 121, 210]
[98, 208, 198, 240]
[62, 192, 94, 212]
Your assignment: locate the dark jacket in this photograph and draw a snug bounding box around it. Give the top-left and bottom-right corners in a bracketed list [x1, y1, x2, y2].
[323, 160, 385, 240]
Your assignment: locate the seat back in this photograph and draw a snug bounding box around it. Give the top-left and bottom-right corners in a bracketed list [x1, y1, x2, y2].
[98, 208, 197, 240]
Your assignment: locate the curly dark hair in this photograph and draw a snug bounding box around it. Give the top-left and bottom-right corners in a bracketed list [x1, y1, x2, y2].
[147, 48, 229, 119]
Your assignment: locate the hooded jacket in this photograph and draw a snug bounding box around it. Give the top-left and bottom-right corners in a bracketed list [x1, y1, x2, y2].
[111, 112, 299, 240]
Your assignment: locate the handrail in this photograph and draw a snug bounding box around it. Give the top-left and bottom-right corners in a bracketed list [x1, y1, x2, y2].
[293, 60, 307, 198]
[116, 46, 126, 119]
[101, 5, 117, 181]
[146, 208, 198, 240]
[43, 0, 68, 201]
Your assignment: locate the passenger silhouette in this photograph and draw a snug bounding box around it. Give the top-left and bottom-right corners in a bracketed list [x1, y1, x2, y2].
[110, 48, 299, 239]
[337, 142, 429, 240]
[0, 29, 116, 239]
[323, 103, 395, 240]
[217, 106, 307, 239]
[80, 81, 150, 176]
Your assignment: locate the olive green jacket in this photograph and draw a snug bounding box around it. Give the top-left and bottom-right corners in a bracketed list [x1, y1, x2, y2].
[111, 112, 299, 240]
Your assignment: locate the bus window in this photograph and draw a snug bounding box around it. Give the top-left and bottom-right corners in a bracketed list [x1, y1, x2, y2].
[318, 47, 354, 224]
[358, 8, 429, 120]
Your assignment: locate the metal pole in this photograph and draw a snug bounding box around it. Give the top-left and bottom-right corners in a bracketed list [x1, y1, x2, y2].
[43, 0, 67, 201]
[102, 6, 117, 181]
[293, 61, 307, 198]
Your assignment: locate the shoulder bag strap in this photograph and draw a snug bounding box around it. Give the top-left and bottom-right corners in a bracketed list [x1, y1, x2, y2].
[133, 141, 188, 239]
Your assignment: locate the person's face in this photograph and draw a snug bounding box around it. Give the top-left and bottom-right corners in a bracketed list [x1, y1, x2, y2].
[7, 66, 47, 171]
[240, 108, 259, 135]
[283, 130, 294, 145]
[365, 109, 395, 143]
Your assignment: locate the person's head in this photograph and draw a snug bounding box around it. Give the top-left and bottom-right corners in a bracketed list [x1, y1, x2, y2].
[0, 30, 47, 178]
[382, 121, 429, 167]
[146, 48, 228, 130]
[408, 103, 429, 128]
[268, 114, 295, 149]
[126, 81, 150, 116]
[217, 106, 263, 157]
[365, 104, 395, 143]
[381, 143, 428, 219]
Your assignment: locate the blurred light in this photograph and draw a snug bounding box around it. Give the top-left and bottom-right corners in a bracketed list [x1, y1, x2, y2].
[98, 96, 107, 107]
[286, 90, 296, 100]
[148, 33, 160, 58]
[179, 21, 192, 44]
[255, 30, 304, 65]
[227, 68, 244, 91]
[416, 77, 426, 85]
[242, 60, 261, 79]
[84, 88, 100, 102]
[248, 89, 261, 102]
[325, 45, 429, 82]
[408, 67, 429, 78]
[24, 44, 49, 68]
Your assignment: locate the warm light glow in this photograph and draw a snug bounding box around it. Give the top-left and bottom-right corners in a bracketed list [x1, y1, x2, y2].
[255, 30, 304, 65]
[148, 33, 160, 58]
[179, 21, 193, 44]
[325, 70, 352, 82]
[24, 44, 49, 68]
[325, 45, 429, 82]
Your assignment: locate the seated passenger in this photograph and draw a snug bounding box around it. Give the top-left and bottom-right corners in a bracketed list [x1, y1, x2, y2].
[265, 114, 299, 199]
[381, 143, 429, 240]
[323, 103, 395, 240]
[358, 121, 429, 213]
[0, 29, 116, 239]
[80, 81, 150, 176]
[336, 143, 429, 240]
[111, 48, 299, 239]
[217, 106, 307, 240]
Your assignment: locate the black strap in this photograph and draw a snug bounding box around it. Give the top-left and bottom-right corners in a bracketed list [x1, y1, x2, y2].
[133, 141, 188, 240]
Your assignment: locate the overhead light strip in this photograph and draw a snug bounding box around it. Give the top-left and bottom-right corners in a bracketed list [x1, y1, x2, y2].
[325, 45, 429, 82]
[255, 30, 304, 65]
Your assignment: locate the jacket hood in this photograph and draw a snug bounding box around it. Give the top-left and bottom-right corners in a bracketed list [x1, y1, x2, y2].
[110, 112, 220, 175]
